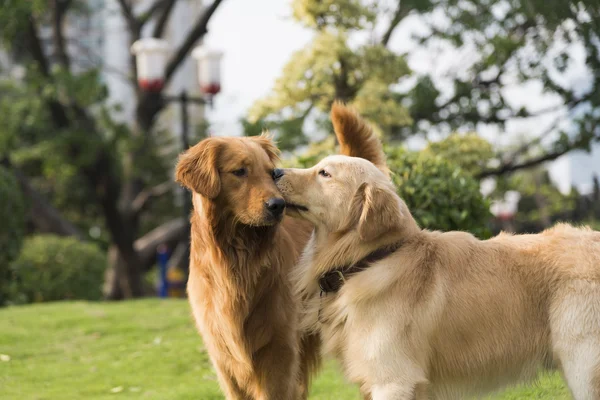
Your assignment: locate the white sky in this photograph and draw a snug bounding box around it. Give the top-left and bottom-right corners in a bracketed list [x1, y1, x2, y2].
[201, 0, 600, 193]
[203, 0, 312, 135]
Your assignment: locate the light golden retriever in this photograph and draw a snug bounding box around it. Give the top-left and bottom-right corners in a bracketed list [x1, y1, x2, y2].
[175, 103, 380, 399]
[275, 110, 600, 399]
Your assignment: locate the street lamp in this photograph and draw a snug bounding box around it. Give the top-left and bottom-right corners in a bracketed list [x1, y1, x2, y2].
[131, 36, 223, 169]
[130, 38, 169, 92]
[192, 46, 224, 97]
[131, 38, 223, 289]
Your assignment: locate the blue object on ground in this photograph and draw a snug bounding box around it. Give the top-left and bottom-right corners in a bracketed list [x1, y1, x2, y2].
[157, 245, 170, 298]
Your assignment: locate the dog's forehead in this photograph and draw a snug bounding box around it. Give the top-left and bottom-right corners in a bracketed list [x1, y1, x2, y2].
[220, 138, 272, 167]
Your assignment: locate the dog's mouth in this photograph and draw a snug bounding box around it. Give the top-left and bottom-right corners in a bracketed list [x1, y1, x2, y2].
[285, 203, 308, 212]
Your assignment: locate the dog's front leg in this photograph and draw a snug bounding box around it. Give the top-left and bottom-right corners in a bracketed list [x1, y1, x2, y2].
[213, 364, 252, 400]
[250, 338, 299, 400]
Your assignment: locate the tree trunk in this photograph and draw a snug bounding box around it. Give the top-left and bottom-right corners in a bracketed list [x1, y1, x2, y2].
[103, 218, 187, 299]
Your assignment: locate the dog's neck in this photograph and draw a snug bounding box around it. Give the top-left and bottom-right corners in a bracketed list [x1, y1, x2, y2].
[191, 193, 278, 266]
[308, 226, 408, 278]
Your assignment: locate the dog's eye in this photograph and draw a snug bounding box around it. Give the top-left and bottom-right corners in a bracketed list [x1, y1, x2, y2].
[318, 169, 331, 178]
[232, 168, 247, 177]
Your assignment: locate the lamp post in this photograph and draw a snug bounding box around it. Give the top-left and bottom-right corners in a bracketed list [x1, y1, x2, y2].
[131, 38, 223, 278]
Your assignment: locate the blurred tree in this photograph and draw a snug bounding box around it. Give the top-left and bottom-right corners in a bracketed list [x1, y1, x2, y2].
[0, 0, 225, 299]
[407, 0, 600, 176]
[250, 0, 600, 173]
[244, 0, 417, 150]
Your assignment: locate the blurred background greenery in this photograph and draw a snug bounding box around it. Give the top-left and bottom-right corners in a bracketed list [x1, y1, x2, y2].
[1, 0, 599, 304]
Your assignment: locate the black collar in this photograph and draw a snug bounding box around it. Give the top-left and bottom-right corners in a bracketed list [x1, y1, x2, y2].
[318, 241, 403, 294]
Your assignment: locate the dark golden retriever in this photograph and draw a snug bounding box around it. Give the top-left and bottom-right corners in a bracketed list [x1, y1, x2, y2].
[175, 103, 380, 399]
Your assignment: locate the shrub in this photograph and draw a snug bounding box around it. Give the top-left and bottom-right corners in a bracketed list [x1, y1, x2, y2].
[0, 166, 26, 305]
[423, 132, 494, 176]
[8, 235, 106, 304]
[386, 146, 492, 238]
[286, 140, 492, 238]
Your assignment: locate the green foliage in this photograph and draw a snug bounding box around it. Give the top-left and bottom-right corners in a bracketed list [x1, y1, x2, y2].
[424, 133, 494, 176]
[7, 235, 106, 305]
[408, 0, 600, 150]
[256, 0, 600, 167]
[247, 5, 412, 148]
[0, 69, 113, 246]
[287, 141, 492, 237]
[386, 147, 492, 238]
[242, 115, 310, 151]
[284, 136, 338, 168]
[0, 166, 26, 305]
[292, 0, 376, 30]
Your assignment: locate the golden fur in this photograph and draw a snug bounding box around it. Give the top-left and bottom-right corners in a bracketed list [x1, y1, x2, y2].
[177, 134, 315, 399]
[276, 111, 600, 400]
[175, 103, 381, 399]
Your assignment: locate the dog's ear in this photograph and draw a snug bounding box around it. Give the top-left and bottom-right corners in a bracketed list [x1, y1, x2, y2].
[250, 132, 280, 163]
[343, 182, 403, 241]
[331, 101, 390, 177]
[175, 138, 222, 199]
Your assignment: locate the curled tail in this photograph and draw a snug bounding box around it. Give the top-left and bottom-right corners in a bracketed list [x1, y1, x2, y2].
[331, 101, 390, 177]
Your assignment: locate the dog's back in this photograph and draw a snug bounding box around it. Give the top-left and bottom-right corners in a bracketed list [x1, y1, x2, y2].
[425, 224, 600, 398]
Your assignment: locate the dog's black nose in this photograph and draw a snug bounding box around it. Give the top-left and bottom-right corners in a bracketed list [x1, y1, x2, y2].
[272, 169, 284, 182]
[266, 197, 285, 217]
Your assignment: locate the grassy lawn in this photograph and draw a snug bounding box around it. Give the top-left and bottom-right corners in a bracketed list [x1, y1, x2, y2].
[0, 300, 571, 399]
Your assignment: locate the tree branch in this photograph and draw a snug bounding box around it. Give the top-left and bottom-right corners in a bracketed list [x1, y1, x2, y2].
[477, 147, 574, 179]
[499, 117, 562, 164]
[116, 0, 140, 36]
[152, 0, 176, 38]
[381, 3, 409, 47]
[52, 0, 72, 69]
[139, 0, 168, 26]
[26, 16, 50, 77]
[131, 180, 174, 214]
[477, 124, 599, 179]
[164, 0, 225, 83]
[26, 15, 72, 128]
[135, 218, 187, 271]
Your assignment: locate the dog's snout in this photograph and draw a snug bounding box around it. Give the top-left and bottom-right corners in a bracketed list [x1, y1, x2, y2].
[272, 168, 284, 182]
[265, 197, 285, 217]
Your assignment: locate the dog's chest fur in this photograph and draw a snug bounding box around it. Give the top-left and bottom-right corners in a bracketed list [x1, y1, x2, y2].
[294, 234, 421, 388]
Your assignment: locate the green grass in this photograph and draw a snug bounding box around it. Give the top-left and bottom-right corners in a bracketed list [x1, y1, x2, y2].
[0, 300, 570, 399]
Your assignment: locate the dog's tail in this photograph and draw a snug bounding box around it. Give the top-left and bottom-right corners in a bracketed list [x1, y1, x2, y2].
[331, 101, 390, 177]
